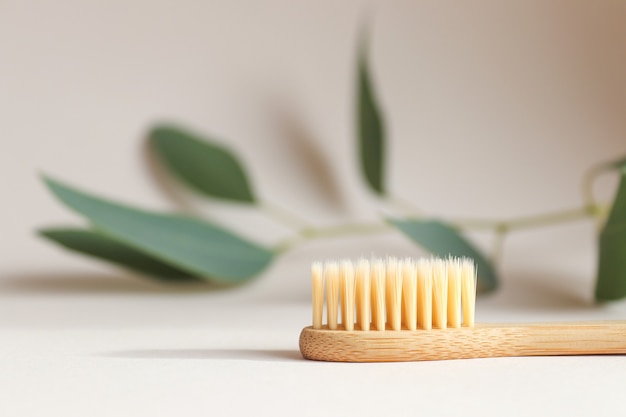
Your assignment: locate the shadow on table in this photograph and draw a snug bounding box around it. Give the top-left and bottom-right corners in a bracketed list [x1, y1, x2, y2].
[0, 271, 220, 295]
[103, 348, 302, 362]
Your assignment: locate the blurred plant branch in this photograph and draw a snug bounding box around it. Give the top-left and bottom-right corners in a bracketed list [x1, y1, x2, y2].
[38, 28, 626, 301]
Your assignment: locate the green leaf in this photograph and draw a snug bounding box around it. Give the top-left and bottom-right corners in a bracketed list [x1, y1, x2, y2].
[388, 218, 498, 292]
[357, 35, 385, 195]
[149, 125, 256, 203]
[607, 156, 626, 169]
[595, 164, 626, 301]
[39, 228, 197, 281]
[42, 176, 274, 283]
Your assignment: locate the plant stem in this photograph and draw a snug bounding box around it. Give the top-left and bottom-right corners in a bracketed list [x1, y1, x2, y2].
[301, 221, 390, 239]
[581, 162, 609, 208]
[496, 206, 593, 231]
[260, 200, 311, 230]
[271, 157, 618, 257]
[274, 221, 392, 253]
[452, 205, 602, 231]
[274, 234, 307, 254]
[446, 218, 503, 230]
[581, 157, 624, 211]
[274, 204, 605, 254]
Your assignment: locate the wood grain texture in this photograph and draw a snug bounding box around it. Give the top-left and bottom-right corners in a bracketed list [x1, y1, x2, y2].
[299, 322, 626, 362]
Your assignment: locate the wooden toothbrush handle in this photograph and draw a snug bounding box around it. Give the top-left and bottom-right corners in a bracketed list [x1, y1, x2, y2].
[299, 321, 626, 362]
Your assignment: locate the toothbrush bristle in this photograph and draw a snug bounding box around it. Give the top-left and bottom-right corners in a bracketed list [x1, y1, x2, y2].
[401, 258, 417, 330]
[324, 262, 339, 330]
[461, 258, 477, 328]
[385, 257, 402, 331]
[340, 260, 356, 331]
[371, 259, 386, 331]
[355, 258, 371, 331]
[312, 257, 477, 331]
[311, 262, 324, 329]
[417, 258, 433, 330]
[432, 258, 448, 329]
[447, 257, 462, 328]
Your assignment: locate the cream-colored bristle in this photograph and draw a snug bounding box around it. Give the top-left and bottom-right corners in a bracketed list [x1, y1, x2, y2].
[397, 259, 406, 328]
[355, 259, 371, 331]
[325, 262, 340, 330]
[314, 256, 476, 333]
[394, 259, 405, 330]
[340, 260, 356, 331]
[312, 262, 324, 329]
[432, 258, 448, 329]
[384, 257, 396, 329]
[370, 259, 386, 331]
[417, 259, 433, 330]
[461, 258, 477, 328]
[447, 257, 462, 328]
[385, 257, 402, 330]
[340, 261, 346, 328]
[401, 258, 417, 330]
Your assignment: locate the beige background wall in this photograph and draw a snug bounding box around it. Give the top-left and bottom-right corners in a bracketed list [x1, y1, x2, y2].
[1, 0, 625, 302]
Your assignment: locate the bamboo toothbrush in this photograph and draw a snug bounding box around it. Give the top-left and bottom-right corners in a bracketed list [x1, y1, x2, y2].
[300, 257, 626, 362]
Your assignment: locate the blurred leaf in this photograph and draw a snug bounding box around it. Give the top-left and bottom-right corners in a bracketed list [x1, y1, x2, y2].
[149, 125, 256, 203]
[595, 163, 626, 301]
[388, 218, 498, 292]
[39, 228, 197, 281]
[607, 156, 626, 169]
[42, 177, 274, 283]
[357, 36, 385, 195]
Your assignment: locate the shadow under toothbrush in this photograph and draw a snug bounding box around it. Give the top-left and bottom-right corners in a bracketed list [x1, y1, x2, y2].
[102, 348, 302, 362]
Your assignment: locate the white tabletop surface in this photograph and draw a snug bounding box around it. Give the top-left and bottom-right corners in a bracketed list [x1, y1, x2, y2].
[2, 259, 626, 417]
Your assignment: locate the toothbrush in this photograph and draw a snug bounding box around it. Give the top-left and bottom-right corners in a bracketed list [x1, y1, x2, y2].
[299, 257, 626, 362]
